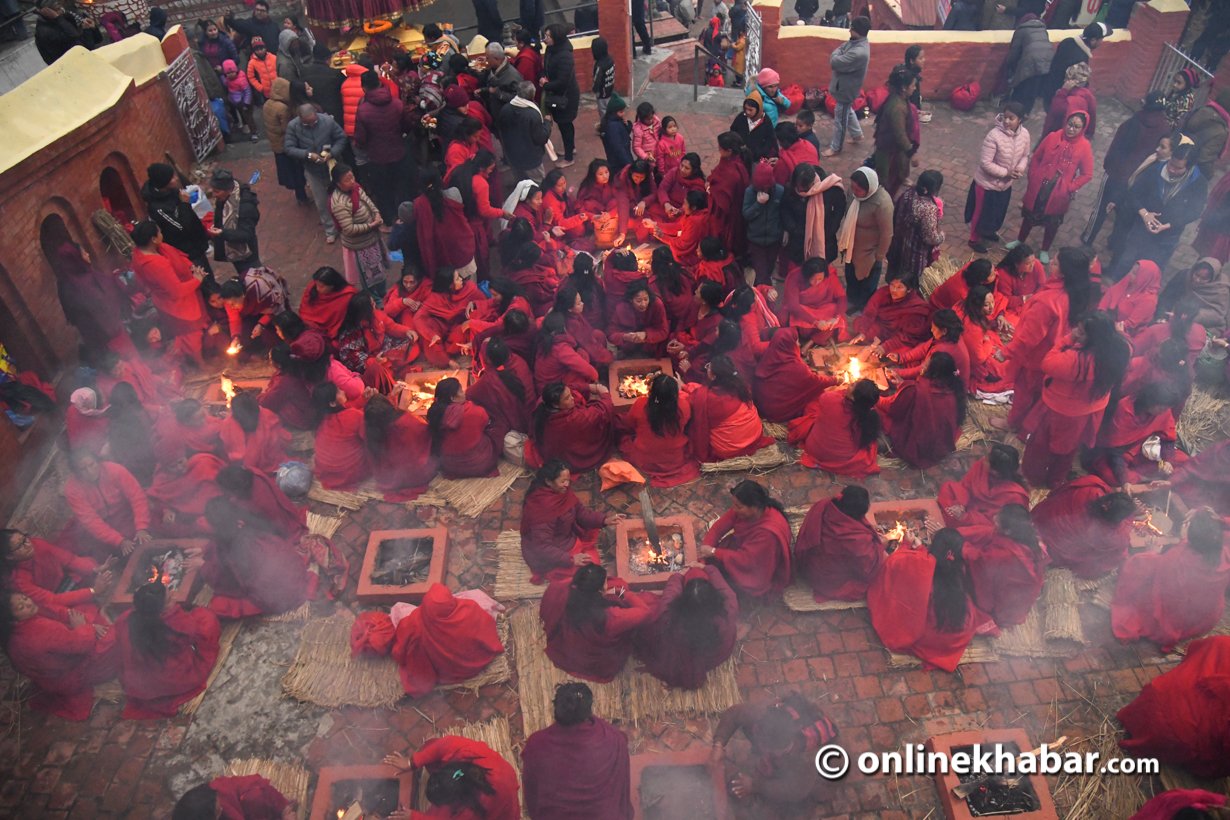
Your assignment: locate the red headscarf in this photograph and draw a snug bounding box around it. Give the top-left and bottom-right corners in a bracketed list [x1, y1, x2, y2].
[391, 583, 503, 696]
[1099, 260, 1161, 336]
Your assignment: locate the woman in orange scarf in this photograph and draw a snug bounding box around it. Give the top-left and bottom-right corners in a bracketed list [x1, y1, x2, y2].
[391, 584, 503, 696]
[684, 356, 773, 463]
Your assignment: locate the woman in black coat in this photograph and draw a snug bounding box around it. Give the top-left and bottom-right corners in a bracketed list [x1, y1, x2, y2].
[541, 23, 581, 166]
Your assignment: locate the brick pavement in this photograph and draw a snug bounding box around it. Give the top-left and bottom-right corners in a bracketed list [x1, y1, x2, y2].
[0, 90, 1211, 820]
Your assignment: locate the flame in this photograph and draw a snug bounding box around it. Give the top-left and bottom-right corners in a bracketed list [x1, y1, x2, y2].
[220, 375, 236, 408]
[884, 520, 907, 542]
[618, 373, 655, 400]
[1134, 510, 1165, 536]
[847, 356, 862, 382]
[226, 341, 242, 356]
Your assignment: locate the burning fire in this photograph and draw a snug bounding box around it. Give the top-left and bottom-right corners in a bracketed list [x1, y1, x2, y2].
[846, 356, 862, 382]
[219, 375, 236, 408]
[395, 373, 463, 415]
[336, 803, 362, 820]
[618, 371, 660, 400]
[226, 340, 242, 356]
[1133, 510, 1165, 537]
[883, 520, 907, 542]
[630, 532, 685, 575]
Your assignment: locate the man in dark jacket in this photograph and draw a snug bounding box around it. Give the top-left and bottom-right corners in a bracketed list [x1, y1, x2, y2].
[498, 81, 552, 182]
[284, 104, 348, 242]
[207, 169, 262, 275]
[299, 42, 345, 122]
[142, 162, 212, 272]
[1112, 142, 1209, 279]
[33, 0, 89, 64]
[1082, 91, 1171, 245]
[478, 42, 523, 122]
[224, 0, 280, 55]
[354, 69, 410, 224]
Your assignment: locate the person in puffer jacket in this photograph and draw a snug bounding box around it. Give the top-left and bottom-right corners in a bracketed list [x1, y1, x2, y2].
[264, 77, 308, 204]
[354, 69, 409, 224]
[966, 102, 1031, 252]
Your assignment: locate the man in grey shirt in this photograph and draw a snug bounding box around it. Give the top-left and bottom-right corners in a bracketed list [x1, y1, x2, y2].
[824, 16, 871, 158]
[283, 104, 348, 243]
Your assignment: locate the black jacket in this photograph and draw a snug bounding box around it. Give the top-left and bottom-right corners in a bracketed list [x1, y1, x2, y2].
[141, 181, 210, 262]
[497, 102, 551, 169]
[224, 12, 281, 53]
[300, 61, 346, 122]
[212, 186, 261, 265]
[780, 166, 846, 264]
[35, 14, 87, 65]
[542, 43, 580, 122]
[731, 114, 779, 162]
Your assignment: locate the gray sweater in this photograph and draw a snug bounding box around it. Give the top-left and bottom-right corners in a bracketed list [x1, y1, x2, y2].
[283, 113, 348, 177]
[829, 36, 870, 104]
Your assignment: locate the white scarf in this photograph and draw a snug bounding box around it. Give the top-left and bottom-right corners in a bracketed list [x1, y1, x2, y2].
[499, 178, 538, 233]
[510, 95, 542, 117]
[836, 167, 880, 267]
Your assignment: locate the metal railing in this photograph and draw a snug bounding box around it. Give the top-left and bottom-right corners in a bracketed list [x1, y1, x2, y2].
[744, 2, 762, 87]
[692, 42, 743, 101]
[449, 2, 599, 38]
[1147, 43, 1214, 109]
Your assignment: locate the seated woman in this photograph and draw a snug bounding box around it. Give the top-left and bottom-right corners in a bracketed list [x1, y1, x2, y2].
[1112, 510, 1230, 651]
[929, 258, 996, 312]
[618, 374, 700, 487]
[114, 581, 220, 718]
[426, 377, 501, 479]
[468, 279, 534, 356]
[506, 182, 560, 254]
[649, 246, 695, 334]
[646, 189, 709, 268]
[553, 283, 612, 372]
[1087, 383, 1183, 490]
[215, 463, 306, 539]
[699, 479, 793, 598]
[575, 159, 619, 223]
[414, 268, 485, 368]
[694, 236, 742, 291]
[1156, 257, 1228, 334]
[669, 281, 725, 380]
[963, 504, 1048, 629]
[391, 583, 503, 696]
[1099, 260, 1162, 338]
[363, 395, 438, 500]
[753, 328, 838, 424]
[869, 528, 984, 672]
[938, 443, 1030, 533]
[67, 387, 110, 455]
[155, 399, 223, 459]
[310, 383, 370, 490]
[1, 591, 117, 720]
[383, 268, 433, 326]
[259, 344, 320, 432]
[790, 380, 882, 477]
[534, 311, 600, 394]
[298, 266, 357, 339]
[384, 735, 520, 820]
[608, 279, 669, 359]
[104, 382, 162, 487]
[634, 564, 738, 689]
[1, 530, 107, 623]
[219, 391, 291, 474]
[520, 460, 620, 584]
[336, 291, 420, 388]
[648, 152, 706, 222]
[540, 564, 654, 682]
[779, 258, 847, 345]
[883, 352, 966, 469]
[685, 356, 774, 464]
[795, 485, 884, 603]
[147, 449, 225, 535]
[468, 337, 534, 446]
[64, 450, 153, 560]
[994, 243, 1045, 314]
[1032, 475, 1135, 579]
[541, 168, 588, 241]
[93, 349, 175, 410]
[171, 776, 291, 820]
[503, 242, 560, 322]
[614, 159, 657, 245]
[202, 498, 315, 618]
[562, 253, 609, 336]
[886, 308, 970, 391]
[600, 246, 645, 309]
[958, 286, 1012, 394]
[851, 269, 932, 353]
[530, 382, 615, 473]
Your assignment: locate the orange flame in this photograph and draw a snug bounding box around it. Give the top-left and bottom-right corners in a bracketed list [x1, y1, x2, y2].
[226, 341, 242, 356]
[846, 356, 862, 383]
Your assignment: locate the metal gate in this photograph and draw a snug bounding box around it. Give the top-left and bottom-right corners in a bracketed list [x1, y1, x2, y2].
[744, 3, 762, 85]
[1147, 43, 1214, 108]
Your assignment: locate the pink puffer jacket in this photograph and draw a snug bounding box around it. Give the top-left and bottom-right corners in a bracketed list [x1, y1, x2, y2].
[974, 116, 1032, 192]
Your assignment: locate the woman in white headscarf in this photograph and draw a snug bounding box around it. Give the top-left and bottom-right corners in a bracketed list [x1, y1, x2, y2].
[67, 388, 110, 455]
[836, 166, 894, 312]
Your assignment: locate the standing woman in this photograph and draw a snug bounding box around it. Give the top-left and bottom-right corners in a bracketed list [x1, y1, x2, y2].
[873, 67, 918, 197]
[509, 28, 543, 93]
[328, 163, 388, 296]
[618, 373, 700, 487]
[541, 23, 581, 167]
[882, 351, 965, 469]
[730, 96, 778, 162]
[708, 132, 752, 257]
[887, 170, 944, 285]
[791, 379, 882, 477]
[836, 167, 895, 312]
[608, 279, 670, 358]
[699, 479, 793, 599]
[452, 150, 516, 283]
[414, 168, 477, 285]
[967, 102, 1030, 253]
[426, 377, 501, 478]
[1015, 106, 1094, 264]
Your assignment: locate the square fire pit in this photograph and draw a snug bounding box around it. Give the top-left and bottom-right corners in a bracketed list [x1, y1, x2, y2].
[630, 748, 729, 820]
[927, 729, 1058, 820]
[866, 499, 944, 550]
[109, 538, 205, 608]
[615, 515, 697, 589]
[610, 359, 674, 411]
[309, 764, 412, 820]
[392, 370, 469, 418]
[357, 528, 449, 604]
[810, 343, 890, 390]
[203, 376, 269, 407]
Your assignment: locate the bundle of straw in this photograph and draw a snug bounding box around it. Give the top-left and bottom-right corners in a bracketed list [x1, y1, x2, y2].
[409, 460, 526, 518]
[920, 254, 962, 299]
[492, 531, 547, 601]
[91, 209, 135, 257]
[1041, 569, 1084, 645]
[762, 421, 790, 441]
[624, 655, 741, 724]
[782, 583, 866, 613]
[225, 759, 311, 820]
[180, 621, 243, 716]
[784, 506, 810, 538]
[1177, 386, 1230, 455]
[700, 444, 792, 473]
[876, 453, 911, 472]
[1054, 717, 1150, 819]
[281, 610, 404, 709]
[887, 637, 999, 668]
[306, 512, 343, 540]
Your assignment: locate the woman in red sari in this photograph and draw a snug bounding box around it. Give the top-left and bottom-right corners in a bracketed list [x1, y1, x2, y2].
[220, 391, 291, 474]
[883, 351, 966, 469]
[601, 246, 646, 309]
[685, 356, 773, 463]
[148, 450, 225, 534]
[1032, 475, 1135, 579]
[426, 377, 501, 478]
[634, 565, 738, 689]
[214, 463, 305, 539]
[647, 189, 709, 268]
[779, 258, 848, 345]
[363, 395, 438, 500]
[114, 581, 220, 718]
[415, 168, 478, 280]
[958, 286, 1013, 394]
[1099, 260, 1161, 338]
[1088, 383, 1183, 488]
[530, 383, 615, 472]
[506, 183, 558, 254]
[467, 279, 534, 358]
[939, 443, 1029, 533]
[298, 266, 357, 339]
[753, 328, 837, 423]
[541, 564, 654, 682]
[500, 233, 560, 318]
[851, 270, 933, 353]
[468, 337, 534, 446]
[1112, 510, 1230, 651]
[575, 159, 619, 222]
[648, 246, 696, 334]
[869, 529, 984, 672]
[670, 281, 725, 381]
[391, 583, 503, 696]
[202, 498, 315, 618]
[618, 374, 700, 487]
[542, 169, 588, 240]
[310, 383, 370, 490]
[520, 460, 620, 584]
[614, 159, 657, 245]
[963, 504, 1048, 628]
[608, 279, 670, 358]
[707, 132, 751, 256]
[172, 776, 291, 819]
[700, 480, 792, 598]
[1022, 312, 1130, 488]
[790, 380, 881, 477]
[930, 258, 997, 312]
[384, 734, 520, 820]
[129, 221, 206, 365]
[414, 268, 485, 367]
[795, 485, 884, 603]
[452, 150, 514, 281]
[1, 530, 107, 624]
[648, 152, 706, 222]
[544, 286, 607, 376]
[886, 309, 970, 391]
[260, 345, 320, 432]
[534, 311, 601, 394]
[383, 268, 433, 326]
[994, 243, 1045, 314]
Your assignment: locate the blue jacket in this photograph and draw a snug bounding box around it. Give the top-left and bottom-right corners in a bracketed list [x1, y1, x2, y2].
[603, 116, 634, 173]
[742, 183, 785, 246]
[746, 82, 791, 126]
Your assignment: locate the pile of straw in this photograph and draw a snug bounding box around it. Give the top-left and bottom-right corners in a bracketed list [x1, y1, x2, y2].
[492, 531, 547, 601]
[1159, 764, 1230, 801]
[876, 453, 911, 472]
[762, 421, 790, 441]
[920, 255, 961, 299]
[1041, 569, 1084, 645]
[700, 444, 792, 473]
[265, 601, 312, 623]
[1080, 572, 1117, 611]
[306, 512, 342, 540]
[288, 430, 315, 455]
[624, 656, 741, 724]
[887, 637, 999, 668]
[92, 209, 135, 257]
[408, 460, 526, 518]
[784, 506, 810, 538]
[225, 758, 311, 819]
[1054, 716, 1151, 819]
[307, 480, 385, 511]
[782, 583, 866, 613]
[180, 621, 244, 716]
[282, 610, 404, 709]
[1177, 385, 1230, 455]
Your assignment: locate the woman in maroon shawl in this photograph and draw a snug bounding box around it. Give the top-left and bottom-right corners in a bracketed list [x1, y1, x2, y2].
[1089, 383, 1183, 488]
[415, 168, 478, 280]
[468, 338, 534, 445]
[147, 450, 225, 534]
[685, 356, 773, 463]
[929, 258, 997, 313]
[259, 344, 319, 432]
[1112, 510, 1230, 651]
[53, 241, 130, 354]
[614, 160, 657, 245]
[426, 377, 501, 479]
[391, 583, 503, 696]
[883, 352, 965, 469]
[669, 281, 725, 381]
[415, 268, 486, 367]
[617, 374, 700, 487]
[789, 380, 881, 477]
[1031, 475, 1135, 579]
[540, 564, 654, 682]
[963, 504, 1048, 628]
[1172, 438, 1230, 512]
[520, 461, 620, 584]
[1130, 791, 1228, 820]
[600, 246, 646, 310]
[608, 279, 670, 358]
[172, 776, 291, 819]
[795, 485, 884, 603]
[202, 498, 315, 618]
[753, 328, 838, 423]
[851, 269, 932, 353]
[530, 383, 615, 472]
[309, 384, 370, 490]
[383, 268, 433, 326]
[1099, 260, 1161, 338]
[522, 682, 634, 820]
[501, 233, 560, 319]
[1117, 635, 1230, 779]
[114, 581, 220, 718]
[938, 444, 1029, 533]
[363, 395, 438, 500]
[647, 152, 706, 222]
[779, 258, 848, 345]
[535, 311, 601, 393]
[707, 132, 751, 256]
[298, 266, 356, 339]
[552, 281, 612, 371]
[634, 565, 738, 689]
[468, 280, 535, 358]
[575, 159, 619, 220]
[219, 391, 291, 475]
[700, 480, 793, 598]
[156, 399, 224, 459]
[385, 734, 520, 820]
[994, 243, 1045, 315]
[648, 246, 696, 334]
[215, 463, 305, 539]
[886, 308, 970, 390]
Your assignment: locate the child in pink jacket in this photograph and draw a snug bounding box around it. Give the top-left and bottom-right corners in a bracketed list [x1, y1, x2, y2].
[655, 116, 687, 180]
[632, 102, 661, 167]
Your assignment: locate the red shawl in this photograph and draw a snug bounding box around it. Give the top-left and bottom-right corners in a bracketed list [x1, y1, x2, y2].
[964, 530, 1048, 627]
[411, 736, 521, 820]
[505, 263, 560, 319]
[236, 469, 306, 538]
[383, 277, 433, 325]
[608, 299, 670, 357]
[852, 286, 932, 351]
[368, 412, 438, 499]
[695, 253, 741, 290]
[115, 604, 221, 718]
[534, 334, 598, 393]
[468, 354, 534, 442]
[67, 406, 109, 455]
[619, 393, 700, 487]
[937, 458, 1029, 531]
[314, 407, 370, 489]
[753, 329, 836, 422]
[602, 260, 645, 312]
[6, 614, 117, 720]
[522, 717, 633, 820]
[437, 401, 499, 478]
[576, 180, 618, 215]
[615, 167, 657, 234]
[795, 498, 884, 602]
[298, 283, 357, 338]
[147, 453, 225, 523]
[519, 485, 606, 579]
[1112, 541, 1230, 650]
[414, 280, 485, 340]
[543, 189, 586, 235]
[929, 267, 971, 312]
[894, 337, 971, 391]
[1099, 260, 1161, 337]
[1129, 791, 1228, 820]
[258, 371, 318, 432]
[220, 407, 290, 474]
[959, 310, 1011, 392]
[392, 583, 503, 696]
[532, 389, 614, 472]
[708, 155, 750, 254]
[773, 138, 819, 187]
[1031, 475, 1130, 579]
[540, 573, 654, 681]
[559, 312, 611, 370]
[415, 193, 477, 275]
[649, 272, 695, 333]
[779, 266, 847, 344]
[1117, 636, 1230, 779]
[657, 208, 708, 267]
[210, 775, 291, 820]
[792, 388, 879, 477]
[152, 413, 223, 459]
[702, 507, 793, 598]
[687, 384, 773, 463]
[883, 378, 962, 469]
[1023, 111, 1094, 217]
[656, 167, 706, 211]
[9, 538, 96, 623]
[205, 528, 313, 618]
[470, 295, 534, 346]
[996, 257, 1046, 313]
[633, 565, 738, 689]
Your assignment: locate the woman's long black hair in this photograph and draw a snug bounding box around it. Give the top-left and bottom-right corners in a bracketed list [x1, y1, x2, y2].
[308, 266, 349, 302]
[668, 574, 727, 652]
[998, 242, 1035, 279]
[650, 246, 688, 296]
[452, 149, 497, 218]
[623, 159, 654, 199]
[1056, 246, 1094, 322]
[425, 761, 496, 814]
[717, 130, 752, 170]
[848, 379, 882, 449]
[128, 581, 179, 662]
[929, 528, 970, 633]
[996, 504, 1041, 555]
[932, 308, 964, 343]
[923, 351, 967, 426]
[529, 458, 570, 491]
[482, 337, 526, 404]
[534, 382, 569, 442]
[568, 253, 605, 319]
[962, 285, 995, 330]
[421, 167, 447, 220]
[707, 354, 751, 401]
[537, 310, 569, 357]
[646, 373, 683, 437]
[363, 394, 401, 453]
[680, 151, 705, 180]
[1079, 311, 1131, 399]
[579, 158, 610, 193]
[229, 390, 262, 435]
[987, 443, 1023, 484]
[425, 377, 463, 455]
[730, 478, 787, 517]
[565, 563, 617, 629]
